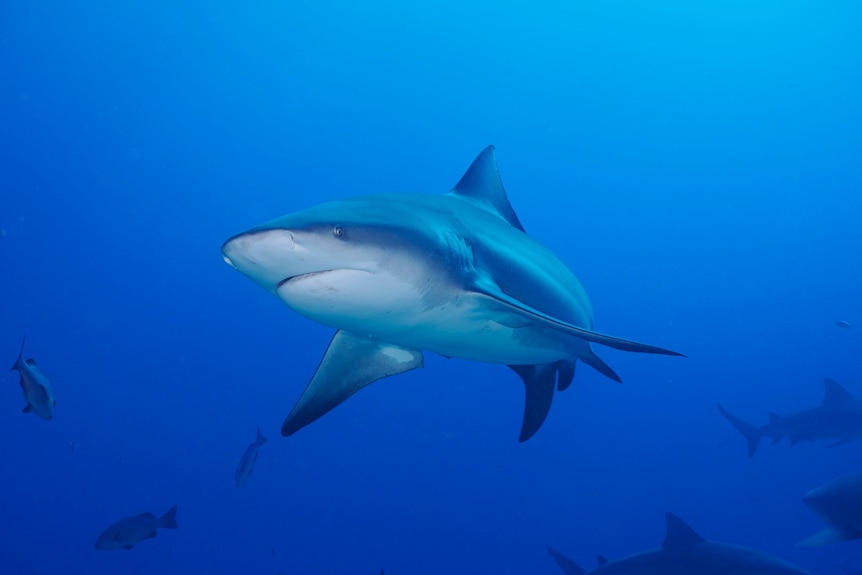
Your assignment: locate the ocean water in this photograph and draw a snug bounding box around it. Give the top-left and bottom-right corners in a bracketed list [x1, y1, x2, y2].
[2, 1, 861, 573]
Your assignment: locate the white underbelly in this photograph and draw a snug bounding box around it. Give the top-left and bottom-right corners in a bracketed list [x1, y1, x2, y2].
[279, 272, 572, 365]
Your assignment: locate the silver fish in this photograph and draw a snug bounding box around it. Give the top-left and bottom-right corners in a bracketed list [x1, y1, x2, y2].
[235, 427, 267, 487]
[10, 337, 55, 420]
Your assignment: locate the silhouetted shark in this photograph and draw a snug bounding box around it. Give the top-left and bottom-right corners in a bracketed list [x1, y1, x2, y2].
[799, 470, 862, 545]
[222, 146, 683, 441]
[547, 512, 811, 574]
[718, 377, 862, 457]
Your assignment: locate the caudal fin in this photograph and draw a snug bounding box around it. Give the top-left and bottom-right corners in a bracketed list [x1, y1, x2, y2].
[717, 404, 763, 457]
[10, 336, 25, 371]
[159, 505, 178, 529]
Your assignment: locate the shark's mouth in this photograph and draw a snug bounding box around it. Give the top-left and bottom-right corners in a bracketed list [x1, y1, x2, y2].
[277, 270, 336, 288]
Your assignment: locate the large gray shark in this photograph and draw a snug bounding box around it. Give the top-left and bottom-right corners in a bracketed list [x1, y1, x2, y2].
[799, 470, 862, 546]
[547, 512, 811, 575]
[222, 146, 683, 441]
[718, 377, 862, 457]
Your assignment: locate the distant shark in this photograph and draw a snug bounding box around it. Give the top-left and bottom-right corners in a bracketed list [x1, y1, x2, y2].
[799, 470, 862, 546]
[222, 146, 683, 441]
[718, 377, 862, 457]
[547, 512, 811, 575]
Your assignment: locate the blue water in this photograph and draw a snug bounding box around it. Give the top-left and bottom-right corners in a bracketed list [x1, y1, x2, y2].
[2, 1, 861, 573]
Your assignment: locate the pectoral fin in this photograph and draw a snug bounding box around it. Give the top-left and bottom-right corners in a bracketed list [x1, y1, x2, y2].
[474, 278, 684, 357]
[546, 545, 585, 575]
[798, 526, 860, 546]
[281, 331, 423, 436]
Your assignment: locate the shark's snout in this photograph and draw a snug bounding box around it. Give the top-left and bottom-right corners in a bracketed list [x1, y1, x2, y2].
[221, 229, 299, 291]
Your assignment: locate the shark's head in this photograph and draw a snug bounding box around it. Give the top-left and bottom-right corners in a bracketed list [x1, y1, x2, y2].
[222, 195, 456, 332]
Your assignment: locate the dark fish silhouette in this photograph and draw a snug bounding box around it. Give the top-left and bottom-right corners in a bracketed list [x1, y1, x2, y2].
[235, 427, 267, 487]
[718, 378, 862, 457]
[547, 512, 810, 574]
[95, 506, 178, 550]
[10, 337, 55, 420]
[836, 320, 853, 329]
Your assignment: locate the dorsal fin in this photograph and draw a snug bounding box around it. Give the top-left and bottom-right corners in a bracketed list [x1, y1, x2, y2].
[450, 145, 525, 232]
[596, 555, 608, 566]
[662, 513, 705, 550]
[823, 377, 853, 406]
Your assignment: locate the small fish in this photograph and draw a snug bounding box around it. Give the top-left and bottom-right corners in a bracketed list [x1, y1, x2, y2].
[10, 337, 55, 420]
[234, 427, 267, 487]
[94, 505, 178, 550]
[836, 320, 853, 329]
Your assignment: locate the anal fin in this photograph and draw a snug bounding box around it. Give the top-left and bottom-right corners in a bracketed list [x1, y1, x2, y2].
[580, 348, 621, 383]
[281, 331, 423, 436]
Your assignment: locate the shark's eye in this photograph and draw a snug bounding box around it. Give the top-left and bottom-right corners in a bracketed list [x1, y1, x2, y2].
[333, 225, 345, 238]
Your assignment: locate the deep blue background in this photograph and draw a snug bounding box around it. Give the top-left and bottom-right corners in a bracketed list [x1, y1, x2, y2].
[1, 1, 861, 573]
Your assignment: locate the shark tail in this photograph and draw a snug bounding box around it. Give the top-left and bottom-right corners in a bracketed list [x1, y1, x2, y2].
[546, 545, 585, 575]
[255, 427, 267, 447]
[11, 336, 25, 371]
[717, 404, 763, 457]
[159, 505, 179, 529]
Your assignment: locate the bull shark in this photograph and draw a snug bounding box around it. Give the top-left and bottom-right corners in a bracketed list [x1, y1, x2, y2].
[799, 470, 862, 546]
[547, 512, 811, 575]
[222, 146, 683, 441]
[718, 377, 862, 457]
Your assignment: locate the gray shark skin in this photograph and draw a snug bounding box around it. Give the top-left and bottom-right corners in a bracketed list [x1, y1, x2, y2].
[548, 512, 811, 575]
[718, 377, 862, 457]
[799, 470, 862, 545]
[10, 337, 56, 420]
[235, 427, 267, 487]
[222, 146, 683, 441]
